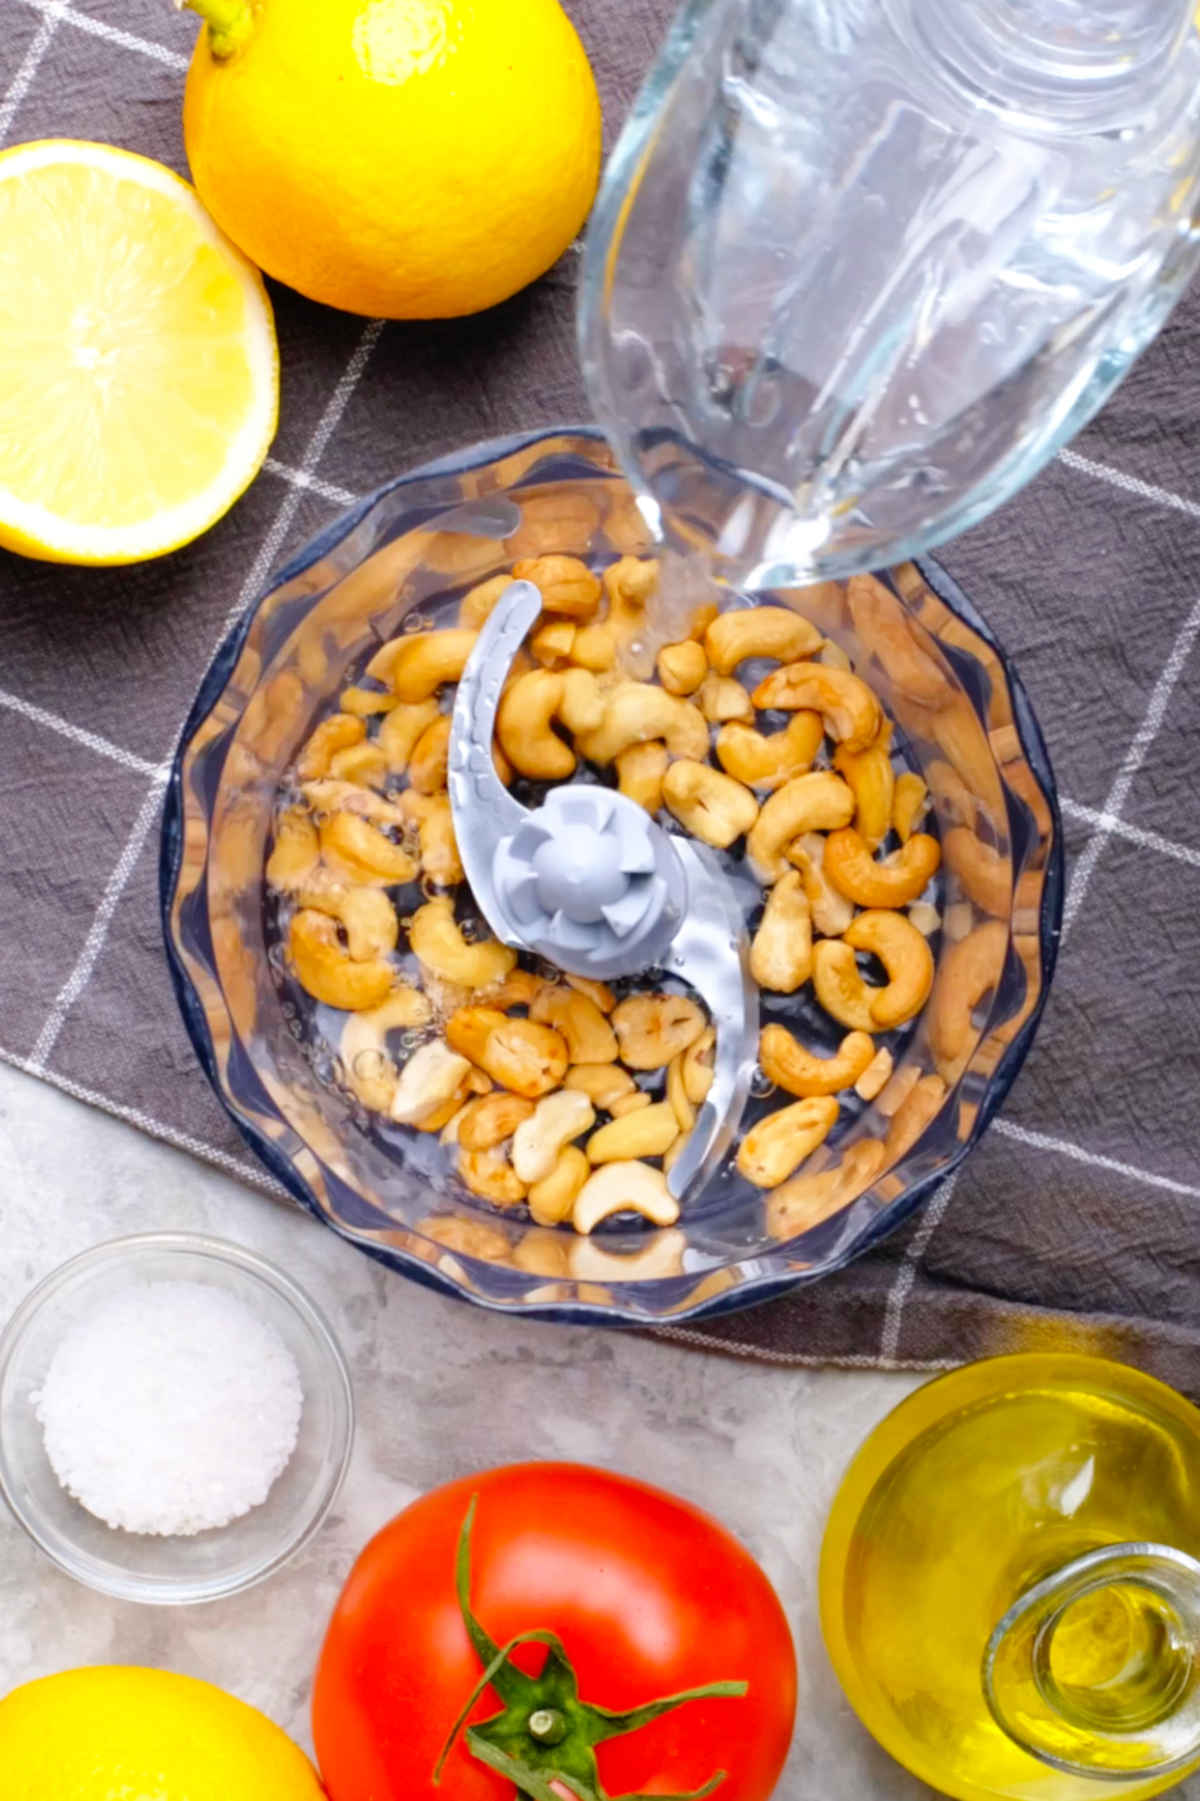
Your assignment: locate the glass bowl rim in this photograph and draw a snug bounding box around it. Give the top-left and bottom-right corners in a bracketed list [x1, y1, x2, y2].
[159, 423, 1064, 1329]
[0, 1230, 355, 1604]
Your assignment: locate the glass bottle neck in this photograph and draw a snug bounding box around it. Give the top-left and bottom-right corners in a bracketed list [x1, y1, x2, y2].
[985, 1544, 1200, 1781]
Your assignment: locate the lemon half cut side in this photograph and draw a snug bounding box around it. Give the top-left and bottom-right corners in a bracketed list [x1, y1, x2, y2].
[0, 139, 278, 565]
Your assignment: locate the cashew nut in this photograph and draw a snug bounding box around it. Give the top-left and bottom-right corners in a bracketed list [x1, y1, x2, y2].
[572, 1160, 679, 1234]
[824, 828, 941, 908]
[854, 1045, 894, 1102]
[601, 555, 658, 646]
[752, 662, 882, 752]
[288, 910, 394, 1011]
[662, 760, 758, 849]
[616, 741, 668, 814]
[908, 900, 941, 937]
[408, 714, 452, 794]
[736, 1095, 839, 1187]
[390, 1038, 473, 1125]
[297, 879, 398, 960]
[339, 985, 434, 1111]
[843, 909, 935, 1029]
[766, 1139, 887, 1240]
[297, 714, 365, 780]
[682, 1028, 715, 1104]
[457, 1145, 527, 1206]
[564, 1063, 639, 1111]
[810, 939, 876, 1033]
[575, 683, 709, 764]
[319, 811, 419, 885]
[704, 605, 822, 673]
[530, 986, 618, 1062]
[818, 639, 853, 673]
[568, 1228, 687, 1281]
[513, 554, 602, 620]
[378, 698, 441, 773]
[926, 757, 977, 828]
[329, 742, 389, 789]
[390, 629, 479, 702]
[397, 792, 465, 886]
[512, 1089, 596, 1184]
[874, 1060, 921, 1119]
[611, 993, 706, 1069]
[510, 1227, 574, 1277]
[846, 573, 952, 706]
[943, 825, 1010, 917]
[446, 1006, 569, 1097]
[656, 639, 708, 696]
[666, 1053, 695, 1133]
[570, 623, 617, 671]
[928, 919, 1009, 1064]
[457, 1091, 536, 1151]
[418, 1215, 512, 1262]
[409, 897, 517, 989]
[339, 685, 396, 718]
[785, 832, 856, 937]
[834, 724, 895, 850]
[482, 968, 546, 1011]
[457, 573, 515, 630]
[302, 780, 409, 829]
[586, 1101, 680, 1165]
[363, 635, 407, 683]
[715, 712, 823, 792]
[609, 1091, 653, 1118]
[892, 771, 929, 842]
[750, 872, 813, 992]
[558, 667, 607, 737]
[266, 808, 320, 890]
[495, 670, 575, 780]
[565, 974, 616, 1013]
[884, 1073, 947, 1159]
[697, 672, 754, 724]
[530, 619, 577, 665]
[760, 1025, 875, 1097]
[746, 771, 856, 883]
[509, 489, 601, 558]
[680, 601, 715, 641]
[527, 1145, 591, 1228]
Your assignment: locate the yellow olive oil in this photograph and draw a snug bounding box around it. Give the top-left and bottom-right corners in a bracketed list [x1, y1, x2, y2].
[820, 1354, 1200, 1800]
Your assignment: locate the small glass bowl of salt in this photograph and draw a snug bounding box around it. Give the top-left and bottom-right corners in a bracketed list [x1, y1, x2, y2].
[0, 1233, 353, 1603]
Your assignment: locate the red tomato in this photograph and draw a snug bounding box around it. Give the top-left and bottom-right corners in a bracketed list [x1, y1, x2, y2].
[313, 1462, 796, 1801]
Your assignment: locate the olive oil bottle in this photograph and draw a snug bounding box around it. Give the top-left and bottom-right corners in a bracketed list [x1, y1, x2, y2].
[821, 1354, 1200, 1800]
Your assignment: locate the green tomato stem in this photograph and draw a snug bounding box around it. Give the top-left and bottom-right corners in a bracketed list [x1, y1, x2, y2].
[179, 0, 254, 59]
[528, 1708, 569, 1746]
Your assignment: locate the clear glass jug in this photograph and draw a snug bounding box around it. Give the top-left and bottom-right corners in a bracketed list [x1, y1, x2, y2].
[820, 1354, 1200, 1800]
[579, 0, 1200, 587]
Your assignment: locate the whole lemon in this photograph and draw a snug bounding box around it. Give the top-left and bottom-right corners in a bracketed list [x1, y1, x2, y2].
[0, 1666, 324, 1801]
[182, 0, 603, 319]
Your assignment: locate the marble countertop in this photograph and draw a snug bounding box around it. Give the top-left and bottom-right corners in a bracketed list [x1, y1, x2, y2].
[2, 1058, 1196, 1801]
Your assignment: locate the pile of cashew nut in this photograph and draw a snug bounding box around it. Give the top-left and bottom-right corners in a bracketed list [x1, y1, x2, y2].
[267, 555, 1004, 1248]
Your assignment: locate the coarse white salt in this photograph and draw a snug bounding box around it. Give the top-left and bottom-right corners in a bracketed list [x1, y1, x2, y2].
[33, 1279, 304, 1537]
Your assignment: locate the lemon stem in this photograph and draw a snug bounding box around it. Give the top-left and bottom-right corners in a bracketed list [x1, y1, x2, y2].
[180, 0, 254, 59]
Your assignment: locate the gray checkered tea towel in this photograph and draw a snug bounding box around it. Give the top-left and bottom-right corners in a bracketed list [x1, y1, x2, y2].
[2, 0, 1199, 1389]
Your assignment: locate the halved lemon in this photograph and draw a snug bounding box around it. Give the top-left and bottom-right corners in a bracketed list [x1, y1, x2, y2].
[0, 140, 278, 565]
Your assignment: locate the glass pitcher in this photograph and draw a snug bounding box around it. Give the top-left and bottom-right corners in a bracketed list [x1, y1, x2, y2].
[820, 1353, 1200, 1800]
[579, 0, 1200, 588]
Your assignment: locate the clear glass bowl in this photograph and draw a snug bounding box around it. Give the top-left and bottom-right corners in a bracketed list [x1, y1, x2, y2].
[161, 426, 1062, 1326]
[0, 1233, 354, 1603]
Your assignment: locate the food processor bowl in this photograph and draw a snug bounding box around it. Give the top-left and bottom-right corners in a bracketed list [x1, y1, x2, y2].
[161, 427, 1061, 1325]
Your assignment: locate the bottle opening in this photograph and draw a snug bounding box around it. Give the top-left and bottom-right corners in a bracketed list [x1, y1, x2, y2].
[1039, 1580, 1196, 1734]
[985, 1544, 1200, 1778]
